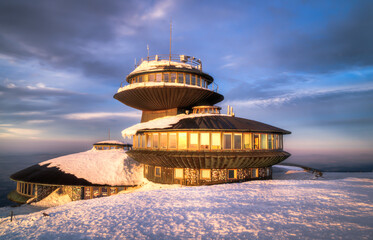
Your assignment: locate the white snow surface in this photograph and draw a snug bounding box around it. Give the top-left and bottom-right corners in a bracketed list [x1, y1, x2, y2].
[122, 113, 224, 138]
[1, 166, 372, 239]
[131, 60, 194, 75]
[39, 148, 144, 186]
[94, 140, 124, 145]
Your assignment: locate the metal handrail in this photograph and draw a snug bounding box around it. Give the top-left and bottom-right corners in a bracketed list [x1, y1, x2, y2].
[119, 80, 219, 93]
[136, 54, 202, 70]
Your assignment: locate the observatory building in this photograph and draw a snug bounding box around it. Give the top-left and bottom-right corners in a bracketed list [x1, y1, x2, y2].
[115, 54, 291, 185]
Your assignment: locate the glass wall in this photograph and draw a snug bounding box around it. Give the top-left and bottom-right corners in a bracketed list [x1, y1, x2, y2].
[134, 131, 283, 151]
[129, 72, 209, 88]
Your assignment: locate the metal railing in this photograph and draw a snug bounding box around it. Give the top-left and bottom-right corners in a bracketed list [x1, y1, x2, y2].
[119, 81, 219, 93]
[136, 54, 202, 70]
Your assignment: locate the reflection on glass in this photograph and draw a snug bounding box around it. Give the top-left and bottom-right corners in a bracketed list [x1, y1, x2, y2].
[169, 133, 177, 149]
[211, 133, 221, 149]
[160, 133, 167, 149]
[244, 133, 251, 149]
[200, 133, 210, 149]
[178, 73, 184, 83]
[171, 73, 176, 83]
[234, 134, 242, 150]
[153, 133, 159, 148]
[190, 133, 198, 149]
[185, 74, 190, 85]
[261, 134, 267, 149]
[178, 132, 187, 149]
[254, 134, 260, 149]
[223, 133, 232, 149]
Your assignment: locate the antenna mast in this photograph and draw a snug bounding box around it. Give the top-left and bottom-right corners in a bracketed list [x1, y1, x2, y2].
[108, 128, 110, 140]
[169, 19, 172, 62]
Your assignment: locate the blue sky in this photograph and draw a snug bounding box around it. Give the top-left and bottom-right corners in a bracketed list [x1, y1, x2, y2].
[0, 0, 372, 169]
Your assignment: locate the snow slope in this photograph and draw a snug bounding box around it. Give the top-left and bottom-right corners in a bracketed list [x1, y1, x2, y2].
[40, 149, 144, 186]
[0, 167, 372, 239]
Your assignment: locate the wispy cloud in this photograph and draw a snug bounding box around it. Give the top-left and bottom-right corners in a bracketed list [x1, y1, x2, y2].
[64, 111, 141, 120]
[26, 119, 54, 124]
[227, 84, 373, 108]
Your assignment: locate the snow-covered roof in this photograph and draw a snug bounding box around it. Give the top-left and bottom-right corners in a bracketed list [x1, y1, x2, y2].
[130, 60, 195, 75]
[121, 114, 291, 138]
[122, 113, 222, 138]
[94, 140, 125, 145]
[11, 149, 144, 186]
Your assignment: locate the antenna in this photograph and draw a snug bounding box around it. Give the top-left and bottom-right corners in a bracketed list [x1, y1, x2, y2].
[147, 44, 149, 60]
[169, 19, 172, 62]
[108, 128, 110, 140]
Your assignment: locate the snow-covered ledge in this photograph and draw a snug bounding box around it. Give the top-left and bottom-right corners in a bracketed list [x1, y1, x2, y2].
[122, 113, 225, 138]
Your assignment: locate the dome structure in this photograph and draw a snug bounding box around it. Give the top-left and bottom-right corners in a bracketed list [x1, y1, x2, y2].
[116, 53, 291, 185]
[8, 141, 142, 204]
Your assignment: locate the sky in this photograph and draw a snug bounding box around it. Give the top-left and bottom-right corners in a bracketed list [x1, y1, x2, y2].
[0, 0, 372, 170]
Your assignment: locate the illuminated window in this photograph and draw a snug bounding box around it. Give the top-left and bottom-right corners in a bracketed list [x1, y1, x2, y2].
[146, 134, 152, 148]
[101, 187, 108, 197]
[200, 133, 210, 150]
[160, 133, 167, 149]
[211, 133, 221, 150]
[178, 132, 187, 150]
[171, 73, 176, 83]
[144, 165, 148, 175]
[189, 133, 199, 149]
[228, 169, 237, 179]
[178, 73, 184, 83]
[234, 133, 242, 150]
[174, 168, 184, 179]
[164, 73, 169, 82]
[153, 133, 159, 149]
[141, 134, 146, 148]
[253, 134, 260, 150]
[252, 168, 258, 178]
[275, 135, 279, 149]
[243, 133, 251, 149]
[155, 167, 161, 177]
[261, 134, 268, 149]
[168, 133, 177, 149]
[223, 133, 232, 149]
[185, 74, 190, 85]
[268, 134, 273, 149]
[200, 169, 211, 179]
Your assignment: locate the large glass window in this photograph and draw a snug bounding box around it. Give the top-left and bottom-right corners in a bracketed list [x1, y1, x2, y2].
[146, 134, 152, 148]
[169, 133, 177, 149]
[243, 133, 251, 149]
[137, 135, 141, 148]
[160, 133, 167, 149]
[178, 132, 187, 150]
[261, 134, 268, 149]
[164, 73, 169, 82]
[185, 74, 190, 85]
[138, 76, 143, 82]
[268, 134, 273, 149]
[189, 133, 199, 150]
[275, 135, 279, 149]
[156, 73, 162, 82]
[234, 134, 242, 150]
[253, 134, 260, 150]
[170, 73, 176, 83]
[252, 168, 258, 178]
[153, 133, 159, 149]
[200, 169, 211, 179]
[191, 75, 196, 85]
[141, 134, 146, 148]
[178, 73, 184, 83]
[211, 133, 221, 149]
[196, 76, 200, 86]
[143, 74, 148, 82]
[148, 74, 155, 82]
[174, 168, 184, 179]
[223, 133, 232, 149]
[200, 133, 210, 150]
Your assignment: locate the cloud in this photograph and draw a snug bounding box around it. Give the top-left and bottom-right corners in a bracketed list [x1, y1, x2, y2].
[64, 111, 141, 120]
[227, 84, 373, 108]
[26, 119, 54, 124]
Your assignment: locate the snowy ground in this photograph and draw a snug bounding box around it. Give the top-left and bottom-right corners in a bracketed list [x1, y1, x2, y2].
[0, 166, 372, 239]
